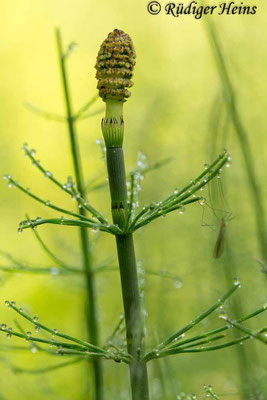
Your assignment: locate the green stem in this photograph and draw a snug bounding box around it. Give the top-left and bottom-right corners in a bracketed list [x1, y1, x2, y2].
[56, 29, 104, 400]
[205, 21, 267, 265]
[103, 99, 150, 400]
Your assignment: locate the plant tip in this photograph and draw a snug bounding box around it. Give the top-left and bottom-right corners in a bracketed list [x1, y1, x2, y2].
[95, 29, 136, 101]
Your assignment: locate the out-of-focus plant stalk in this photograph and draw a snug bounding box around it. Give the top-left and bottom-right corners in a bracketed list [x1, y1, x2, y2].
[56, 29, 104, 400]
[205, 21, 267, 268]
[96, 29, 150, 399]
[208, 109, 263, 399]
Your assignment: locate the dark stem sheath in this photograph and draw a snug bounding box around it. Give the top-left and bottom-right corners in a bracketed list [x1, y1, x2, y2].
[56, 29, 104, 400]
[103, 99, 150, 400]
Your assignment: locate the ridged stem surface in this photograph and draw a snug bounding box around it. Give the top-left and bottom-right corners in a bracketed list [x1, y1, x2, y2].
[104, 99, 150, 400]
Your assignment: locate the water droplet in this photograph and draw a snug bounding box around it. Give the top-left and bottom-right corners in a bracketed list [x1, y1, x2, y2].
[92, 225, 98, 233]
[57, 346, 64, 356]
[1, 323, 7, 330]
[50, 267, 59, 276]
[6, 333, 12, 339]
[17, 227, 23, 234]
[45, 200, 51, 206]
[34, 325, 40, 333]
[68, 42, 77, 52]
[35, 217, 42, 222]
[11, 301, 16, 307]
[204, 163, 209, 170]
[219, 311, 228, 320]
[25, 332, 31, 342]
[174, 280, 182, 289]
[31, 345, 38, 353]
[33, 316, 39, 322]
[234, 277, 240, 286]
[5, 301, 11, 308]
[226, 163, 230, 168]
[54, 329, 59, 334]
[45, 171, 52, 177]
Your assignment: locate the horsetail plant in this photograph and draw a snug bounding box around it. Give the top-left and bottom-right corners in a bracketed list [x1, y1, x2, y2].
[1, 28, 267, 399]
[56, 29, 103, 400]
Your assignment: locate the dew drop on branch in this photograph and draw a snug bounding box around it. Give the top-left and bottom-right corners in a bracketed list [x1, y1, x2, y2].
[50, 267, 59, 276]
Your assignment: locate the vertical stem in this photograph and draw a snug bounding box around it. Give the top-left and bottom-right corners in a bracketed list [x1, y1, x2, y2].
[56, 29, 104, 400]
[223, 243, 263, 399]
[205, 21, 267, 265]
[103, 99, 150, 400]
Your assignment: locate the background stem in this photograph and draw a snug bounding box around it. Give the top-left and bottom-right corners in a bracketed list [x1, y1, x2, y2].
[56, 29, 104, 400]
[205, 21, 267, 266]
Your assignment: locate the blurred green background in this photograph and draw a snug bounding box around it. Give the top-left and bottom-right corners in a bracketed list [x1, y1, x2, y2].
[0, 0, 266, 398]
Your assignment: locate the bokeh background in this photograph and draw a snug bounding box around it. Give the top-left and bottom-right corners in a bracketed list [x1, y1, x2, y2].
[0, 0, 266, 399]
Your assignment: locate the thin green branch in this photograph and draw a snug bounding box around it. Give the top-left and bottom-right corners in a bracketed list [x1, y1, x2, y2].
[105, 314, 125, 347]
[0, 250, 80, 275]
[143, 303, 267, 362]
[0, 264, 81, 275]
[5, 176, 97, 225]
[77, 108, 105, 120]
[74, 94, 99, 119]
[129, 151, 229, 231]
[21, 143, 108, 224]
[19, 217, 121, 235]
[225, 318, 267, 345]
[85, 156, 173, 194]
[5, 301, 105, 353]
[143, 281, 240, 362]
[166, 303, 267, 351]
[204, 385, 220, 400]
[13, 358, 84, 374]
[1, 301, 131, 365]
[25, 102, 66, 122]
[31, 229, 71, 269]
[160, 280, 240, 347]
